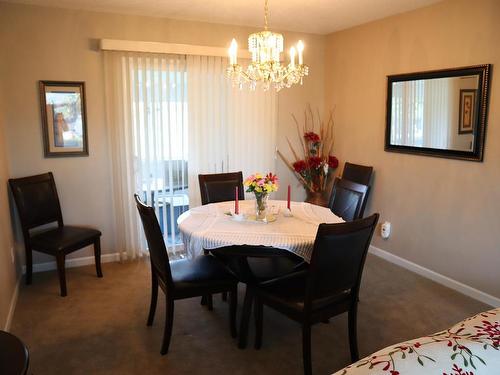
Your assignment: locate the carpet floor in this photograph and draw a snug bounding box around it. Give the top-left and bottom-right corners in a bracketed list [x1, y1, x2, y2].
[10, 254, 489, 375]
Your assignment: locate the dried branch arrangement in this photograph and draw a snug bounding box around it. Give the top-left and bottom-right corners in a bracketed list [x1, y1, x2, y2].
[278, 105, 338, 193]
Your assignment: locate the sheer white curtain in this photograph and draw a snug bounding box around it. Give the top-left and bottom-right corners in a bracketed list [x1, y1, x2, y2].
[105, 52, 277, 259]
[104, 51, 188, 259]
[187, 55, 277, 208]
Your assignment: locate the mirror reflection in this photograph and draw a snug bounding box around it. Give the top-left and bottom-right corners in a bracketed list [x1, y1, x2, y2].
[385, 65, 491, 162]
[390, 75, 478, 152]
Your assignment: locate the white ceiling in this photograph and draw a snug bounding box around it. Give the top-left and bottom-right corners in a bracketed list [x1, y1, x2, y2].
[5, 0, 443, 34]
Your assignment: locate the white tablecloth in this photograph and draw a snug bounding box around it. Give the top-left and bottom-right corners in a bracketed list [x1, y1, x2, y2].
[177, 200, 343, 262]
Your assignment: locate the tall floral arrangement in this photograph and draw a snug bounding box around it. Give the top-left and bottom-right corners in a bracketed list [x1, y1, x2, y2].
[278, 106, 338, 193]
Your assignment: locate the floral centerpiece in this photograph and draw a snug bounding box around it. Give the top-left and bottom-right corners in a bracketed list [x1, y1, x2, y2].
[244, 173, 279, 221]
[277, 105, 339, 206]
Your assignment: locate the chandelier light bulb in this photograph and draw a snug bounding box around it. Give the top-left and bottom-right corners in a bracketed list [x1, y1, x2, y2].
[290, 47, 296, 68]
[297, 40, 304, 65]
[229, 38, 238, 65]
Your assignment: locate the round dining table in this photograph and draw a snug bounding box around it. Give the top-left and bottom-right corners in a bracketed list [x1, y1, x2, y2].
[177, 200, 343, 263]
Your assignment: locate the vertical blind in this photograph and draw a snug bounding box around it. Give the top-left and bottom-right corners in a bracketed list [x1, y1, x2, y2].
[187, 55, 277, 208]
[105, 51, 277, 259]
[105, 52, 189, 259]
[391, 78, 451, 149]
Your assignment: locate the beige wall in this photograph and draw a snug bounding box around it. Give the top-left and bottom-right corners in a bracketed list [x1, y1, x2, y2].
[0, 2, 325, 264]
[0, 80, 20, 329]
[325, 0, 500, 298]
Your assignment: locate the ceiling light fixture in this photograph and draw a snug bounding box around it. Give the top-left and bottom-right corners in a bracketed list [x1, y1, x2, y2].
[226, 0, 309, 91]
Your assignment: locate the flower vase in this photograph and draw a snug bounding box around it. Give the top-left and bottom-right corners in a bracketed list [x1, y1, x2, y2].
[254, 193, 269, 221]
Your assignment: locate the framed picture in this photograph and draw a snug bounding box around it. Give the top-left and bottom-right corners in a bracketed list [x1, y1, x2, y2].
[458, 89, 476, 134]
[39, 81, 88, 157]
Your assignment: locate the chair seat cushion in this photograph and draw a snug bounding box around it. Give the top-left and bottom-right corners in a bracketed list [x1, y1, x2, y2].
[257, 273, 351, 314]
[171, 255, 237, 298]
[30, 226, 101, 253]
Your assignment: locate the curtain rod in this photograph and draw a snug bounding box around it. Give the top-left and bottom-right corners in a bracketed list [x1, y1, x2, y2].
[100, 39, 251, 58]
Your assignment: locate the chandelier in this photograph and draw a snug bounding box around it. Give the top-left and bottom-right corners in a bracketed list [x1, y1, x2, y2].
[226, 0, 309, 91]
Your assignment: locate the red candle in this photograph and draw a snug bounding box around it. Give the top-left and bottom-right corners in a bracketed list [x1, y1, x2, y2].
[287, 184, 291, 210]
[235, 186, 239, 215]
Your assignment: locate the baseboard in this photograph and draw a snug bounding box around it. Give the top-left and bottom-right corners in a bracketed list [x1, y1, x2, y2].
[4, 275, 21, 332]
[21, 252, 122, 274]
[369, 245, 500, 308]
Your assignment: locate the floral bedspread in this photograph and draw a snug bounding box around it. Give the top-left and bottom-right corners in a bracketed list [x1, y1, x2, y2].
[334, 308, 500, 375]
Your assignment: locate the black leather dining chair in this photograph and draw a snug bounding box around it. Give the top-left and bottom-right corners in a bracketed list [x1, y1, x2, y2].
[198, 171, 245, 205]
[9, 172, 102, 297]
[328, 177, 369, 221]
[342, 162, 373, 186]
[198, 172, 245, 305]
[198, 171, 305, 313]
[134, 194, 238, 354]
[0, 331, 29, 375]
[251, 214, 379, 375]
[342, 162, 373, 216]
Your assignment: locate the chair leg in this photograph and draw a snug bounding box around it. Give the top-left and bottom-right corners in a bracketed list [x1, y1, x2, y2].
[348, 306, 360, 363]
[147, 272, 159, 326]
[254, 297, 263, 349]
[25, 247, 32, 285]
[161, 298, 175, 355]
[238, 287, 253, 349]
[222, 292, 228, 302]
[206, 294, 213, 311]
[302, 324, 312, 375]
[229, 286, 238, 338]
[56, 253, 67, 297]
[94, 238, 103, 278]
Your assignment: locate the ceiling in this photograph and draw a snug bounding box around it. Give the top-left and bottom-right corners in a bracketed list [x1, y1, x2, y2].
[5, 0, 443, 34]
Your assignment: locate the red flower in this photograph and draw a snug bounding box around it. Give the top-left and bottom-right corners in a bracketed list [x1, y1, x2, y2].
[390, 371, 400, 375]
[304, 132, 320, 143]
[414, 342, 421, 348]
[266, 172, 279, 184]
[328, 155, 339, 169]
[308, 156, 323, 169]
[292, 160, 307, 173]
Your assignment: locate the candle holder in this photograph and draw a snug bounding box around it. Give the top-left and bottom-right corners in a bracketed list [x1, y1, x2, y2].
[232, 212, 246, 221]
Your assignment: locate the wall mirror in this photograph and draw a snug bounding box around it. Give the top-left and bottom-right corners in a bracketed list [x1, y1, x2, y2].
[385, 65, 491, 161]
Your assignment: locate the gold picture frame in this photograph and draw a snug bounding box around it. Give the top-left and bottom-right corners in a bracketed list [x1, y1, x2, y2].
[39, 81, 89, 157]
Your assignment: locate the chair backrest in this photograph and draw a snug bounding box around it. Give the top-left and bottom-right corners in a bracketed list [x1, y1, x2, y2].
[9, 172, 64, 237]
[342, 162, 373, 186]
[134, 194, 173, 286]
[306, 214, 379, 309]
[198, 172, 244, 205]
[328, 177, 369, 221]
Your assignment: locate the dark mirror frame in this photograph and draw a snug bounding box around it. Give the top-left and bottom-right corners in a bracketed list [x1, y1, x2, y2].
[385, 64, 492, 162]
